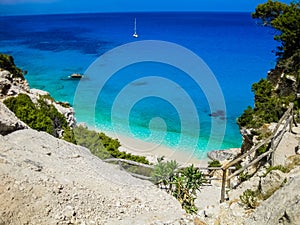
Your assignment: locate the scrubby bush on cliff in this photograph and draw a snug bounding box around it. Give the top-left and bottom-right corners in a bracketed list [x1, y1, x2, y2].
[238, 1, 300, 129]
[3, 93, 76, 144]
[73, 125, 149, 164]
[0, 53, 24, 79]
[238, 79, 293, 128]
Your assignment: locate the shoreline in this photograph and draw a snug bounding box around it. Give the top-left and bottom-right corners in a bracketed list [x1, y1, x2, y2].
[79, 124, 241, 167]
[93, 128, 209, 166]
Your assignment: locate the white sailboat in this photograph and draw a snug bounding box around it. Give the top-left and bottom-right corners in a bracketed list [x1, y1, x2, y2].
[133, 18, 138, 38]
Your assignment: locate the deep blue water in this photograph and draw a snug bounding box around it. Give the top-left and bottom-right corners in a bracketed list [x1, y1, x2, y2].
[0, 12, 277, 159]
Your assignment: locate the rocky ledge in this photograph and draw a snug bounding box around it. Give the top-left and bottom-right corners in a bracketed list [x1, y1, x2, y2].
[0, 69, 76, 131]
[0, 128, 185, 225]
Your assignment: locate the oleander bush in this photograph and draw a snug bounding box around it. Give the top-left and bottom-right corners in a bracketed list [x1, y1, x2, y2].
[152, 160, 206, 214]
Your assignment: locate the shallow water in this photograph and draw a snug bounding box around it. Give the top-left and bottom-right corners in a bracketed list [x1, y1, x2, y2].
[0, 12, 277, 158]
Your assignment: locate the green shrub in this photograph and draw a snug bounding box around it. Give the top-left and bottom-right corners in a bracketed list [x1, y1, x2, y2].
[0, 53, 24, 79]
[3, 93, 76, 144]
[152, 161, 206, 214]
[264, 165, 288, 177]
[238, 79, 294, 129]
[73, 126, 150, 164]
[257, 144, 269, 155]
[73, 126, 109, 159]
[171, 165, 206, 214]
[237, 106, 254, 128]
[240, 189, 260, 209]
[208, 160, 222, 167]
[239, 172, 252, 182]
[151, 159, 179, 185]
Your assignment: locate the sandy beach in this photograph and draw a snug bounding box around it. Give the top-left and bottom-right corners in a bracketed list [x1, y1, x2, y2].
[103, 130, 209, 167]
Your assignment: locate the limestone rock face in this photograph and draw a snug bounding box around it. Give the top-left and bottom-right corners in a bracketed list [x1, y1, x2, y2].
[0, 69, 30, 99]
[228, 175, 261, 201]
[0, 69, 76, 132]
[0, 129, 184, 225]
[274, 132, 298, 166]
[30, 88, 76, 128]
[0, 101, 28, 135]
[207, 148, 241, 162]
[246, 173, 300, 225]
[260, 170, 286, 197]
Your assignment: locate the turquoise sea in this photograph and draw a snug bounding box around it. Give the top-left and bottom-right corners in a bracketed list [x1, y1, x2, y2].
[0, 12, 277, 159]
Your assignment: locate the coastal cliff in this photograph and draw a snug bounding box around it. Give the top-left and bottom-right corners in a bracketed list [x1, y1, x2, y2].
[0, 55, 189, 224]
[0, 1, 299, 223]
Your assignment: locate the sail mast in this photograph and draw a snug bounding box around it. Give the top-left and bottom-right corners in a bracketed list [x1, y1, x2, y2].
[133, 18, 138, 38]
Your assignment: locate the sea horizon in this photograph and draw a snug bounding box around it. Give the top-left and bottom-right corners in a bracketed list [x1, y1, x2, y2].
[0, 11, 277, 159]
[0, 10, 256, 17]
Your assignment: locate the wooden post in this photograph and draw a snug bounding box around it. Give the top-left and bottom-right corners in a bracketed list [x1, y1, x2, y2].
[227, 169, 231, 188]
[289, 115, 293, 133]
[220, 169, 227, 203]
[270, 138, 275, 166]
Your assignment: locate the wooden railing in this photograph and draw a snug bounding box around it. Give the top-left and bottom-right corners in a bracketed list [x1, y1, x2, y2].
[104, 158, 154, 180]
[220, 103, 295, 202]
[103, 103, 295, 203]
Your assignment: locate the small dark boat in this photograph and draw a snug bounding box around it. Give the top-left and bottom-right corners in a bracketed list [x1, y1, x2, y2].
[70, 73, 83, 79]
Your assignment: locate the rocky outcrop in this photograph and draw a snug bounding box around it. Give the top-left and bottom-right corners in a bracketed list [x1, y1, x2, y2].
[0, 69, 30, 98]
[0, 101, 28, 135]
[246, 171, 300, 225]
[207, 148, 241, 162]
[0, 69, 76, 130]
[0, 129, 185, 224]
[30, 88, 76, 128]
[260, 170, 286, 197]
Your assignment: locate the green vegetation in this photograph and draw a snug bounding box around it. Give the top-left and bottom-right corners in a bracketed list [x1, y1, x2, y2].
[151, 159, 206, 214]
[151, 158, 179, 186]
[252, 0, 300, 59]
[237, 79, 293, 128]
[240, 189, 260, 209]
[57, 101, 71, 108]
[73, 125, 150, 164]
[264, 165, 288, 177]
[208, 160, 222, 167]
[239, 172, 253, 182]
[257, 143, 270, 155]
[118, 162, 153, 177]
[238, 1, 300, 129]
[285, 155, 300, 171]
[0, 53, 24, 79]
[3, 93, 76, 144]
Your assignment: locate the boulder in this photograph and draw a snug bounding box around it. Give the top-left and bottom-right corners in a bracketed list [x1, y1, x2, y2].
[246, 173, 300, 225]
[274, 132, 298, 166]
[0, 101, 28, 135]
[0, 69, 30, 99]
[207, 148, 241, 162]
[260, 170, 286, 197]
[228, 176, 260, 201]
